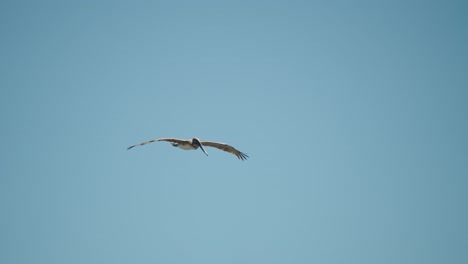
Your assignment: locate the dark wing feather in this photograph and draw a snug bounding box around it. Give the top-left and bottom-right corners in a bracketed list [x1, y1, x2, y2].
[200, 141, 249, 160]
[127, 137, 187, 150]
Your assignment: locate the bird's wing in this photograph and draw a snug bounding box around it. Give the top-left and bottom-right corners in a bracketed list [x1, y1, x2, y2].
[200, 141, 249, 160]
[127, 137, 187, 150]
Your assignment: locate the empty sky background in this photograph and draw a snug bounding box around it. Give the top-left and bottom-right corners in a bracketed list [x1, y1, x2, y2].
[1, 0, 467, 263]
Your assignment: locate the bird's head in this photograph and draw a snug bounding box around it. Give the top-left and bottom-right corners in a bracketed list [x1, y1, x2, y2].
[192, 138, 208, 156]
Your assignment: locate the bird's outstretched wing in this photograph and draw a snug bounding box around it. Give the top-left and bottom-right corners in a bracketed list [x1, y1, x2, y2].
[200, 141, 249, 160]
[127, 137, 187, 150]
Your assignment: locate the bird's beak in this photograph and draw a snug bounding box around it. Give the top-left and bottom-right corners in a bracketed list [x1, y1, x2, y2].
[199, 144, 208, 156]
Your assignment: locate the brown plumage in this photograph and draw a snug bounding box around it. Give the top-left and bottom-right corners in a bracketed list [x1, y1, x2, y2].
[127, 137, 248, 160]
[199, 140, 249, 160]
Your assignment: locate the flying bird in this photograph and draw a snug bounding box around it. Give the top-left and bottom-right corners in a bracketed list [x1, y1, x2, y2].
[127, 137, 249, 160]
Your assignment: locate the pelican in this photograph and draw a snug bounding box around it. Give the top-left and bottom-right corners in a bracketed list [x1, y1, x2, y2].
[127, 137, 248, 160]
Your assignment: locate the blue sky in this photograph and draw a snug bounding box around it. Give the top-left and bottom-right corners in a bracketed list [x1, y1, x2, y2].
[1, 0, 467, 263]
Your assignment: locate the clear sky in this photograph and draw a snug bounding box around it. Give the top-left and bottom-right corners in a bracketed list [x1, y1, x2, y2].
[1, 0, 467, 263]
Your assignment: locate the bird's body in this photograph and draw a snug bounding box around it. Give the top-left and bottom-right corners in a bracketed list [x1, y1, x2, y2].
[127, 137, 248, 160]
[172, 141, 197, 150]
